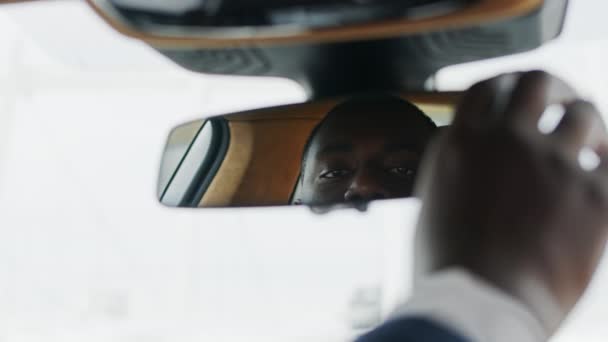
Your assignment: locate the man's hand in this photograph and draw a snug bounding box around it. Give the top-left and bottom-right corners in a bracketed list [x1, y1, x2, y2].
[414, 71, 608, 333]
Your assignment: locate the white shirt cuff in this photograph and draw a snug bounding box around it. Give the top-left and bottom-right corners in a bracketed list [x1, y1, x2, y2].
[389, 268, 548, 342]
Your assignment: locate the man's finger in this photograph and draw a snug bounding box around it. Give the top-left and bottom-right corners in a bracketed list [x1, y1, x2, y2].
[451, 74, 518, 136]
[594, 142, 608, 175]
[413, 136, 441, 199]
[505, 71, 577, 130]
[551, 100, 606, 157]
[589, 143, 608, 207]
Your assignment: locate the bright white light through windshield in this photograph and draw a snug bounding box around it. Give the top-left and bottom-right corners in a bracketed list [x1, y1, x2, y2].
[1, 1, 608, 342]
[438, 1, 608, 116]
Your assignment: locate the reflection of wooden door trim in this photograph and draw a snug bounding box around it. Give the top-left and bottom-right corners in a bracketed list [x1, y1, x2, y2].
[86, 0, 542, 49]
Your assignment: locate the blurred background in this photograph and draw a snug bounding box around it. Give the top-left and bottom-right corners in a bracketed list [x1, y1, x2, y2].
[0, 1, 607, 341]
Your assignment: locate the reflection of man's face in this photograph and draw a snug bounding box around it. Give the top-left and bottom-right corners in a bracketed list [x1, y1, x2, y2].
[296, 99, 436, 206]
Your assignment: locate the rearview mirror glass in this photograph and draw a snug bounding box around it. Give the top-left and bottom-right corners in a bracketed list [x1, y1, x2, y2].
[158, 92, 457, 210]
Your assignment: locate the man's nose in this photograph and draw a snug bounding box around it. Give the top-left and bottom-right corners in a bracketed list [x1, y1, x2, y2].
[344, 169, 389, 202]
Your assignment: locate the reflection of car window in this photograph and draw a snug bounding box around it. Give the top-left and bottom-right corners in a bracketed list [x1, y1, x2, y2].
[157, 119, 206, 198]
[417, 103, 453, 126]
[160, 120, 213, 206]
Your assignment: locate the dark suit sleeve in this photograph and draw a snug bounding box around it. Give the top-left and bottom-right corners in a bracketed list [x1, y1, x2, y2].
[355, 317, 472, 342]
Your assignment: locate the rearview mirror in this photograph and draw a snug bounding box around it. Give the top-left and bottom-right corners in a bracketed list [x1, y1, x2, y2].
[158, 92, 458, 210]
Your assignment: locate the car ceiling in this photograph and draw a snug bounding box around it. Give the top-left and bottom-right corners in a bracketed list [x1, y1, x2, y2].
[151, 0, 568, 99]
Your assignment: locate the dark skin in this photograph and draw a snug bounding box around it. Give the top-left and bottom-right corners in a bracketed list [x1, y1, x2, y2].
[295, 109, 435, 206]
[415, 71, 608, 334]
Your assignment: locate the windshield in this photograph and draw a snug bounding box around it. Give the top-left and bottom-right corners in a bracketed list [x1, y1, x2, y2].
[437, 1, 608, 115]
[1, 1, 607, 342]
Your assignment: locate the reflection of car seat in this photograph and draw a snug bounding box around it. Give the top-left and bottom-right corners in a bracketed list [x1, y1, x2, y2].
[200, 102, 331, 207]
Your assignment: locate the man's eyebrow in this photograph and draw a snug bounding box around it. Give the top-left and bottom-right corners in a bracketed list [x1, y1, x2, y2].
[317, 143, 353, 156]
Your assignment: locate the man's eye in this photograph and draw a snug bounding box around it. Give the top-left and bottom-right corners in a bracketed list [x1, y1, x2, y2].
[320, 169, 351, 179]
[388, 167, 415, 177]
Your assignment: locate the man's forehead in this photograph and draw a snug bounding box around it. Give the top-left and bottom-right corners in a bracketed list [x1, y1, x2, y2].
[313, 111, 429, 146]
[314, 140, 421, 159]
[324, 109, 411, 123]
